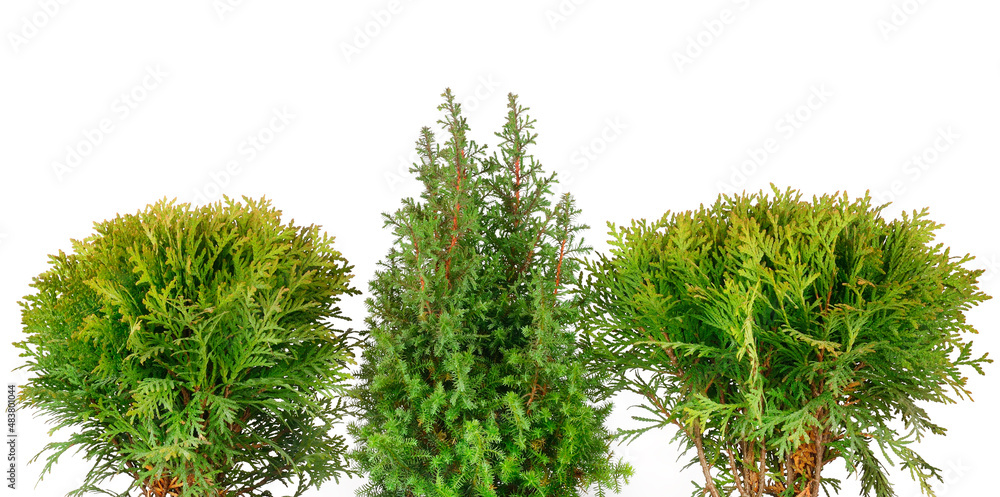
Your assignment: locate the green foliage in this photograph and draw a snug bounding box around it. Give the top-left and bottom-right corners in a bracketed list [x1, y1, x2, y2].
[349, 90, 632, 496]
[581, 186, 990, 497]
[14, 197, 360, 497]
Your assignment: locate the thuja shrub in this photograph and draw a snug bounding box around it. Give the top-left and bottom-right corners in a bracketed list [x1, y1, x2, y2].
[581, 187, 990, 497]
[348, 90, 632, 497]
[15, 197, 360, 497]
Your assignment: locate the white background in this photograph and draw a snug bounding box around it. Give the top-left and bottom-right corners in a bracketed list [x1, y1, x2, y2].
[2, 1, 998, 496]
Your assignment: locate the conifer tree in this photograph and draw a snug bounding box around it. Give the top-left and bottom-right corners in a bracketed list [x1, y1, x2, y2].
[14, 197, 359, 497]
[581, 187, 990, 497]
[349, 90, 631, 497]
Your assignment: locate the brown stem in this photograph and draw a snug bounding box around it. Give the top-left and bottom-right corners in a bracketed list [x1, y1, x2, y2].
[553, 238, 567, 296]
[445, 153, 464, 283]
[754, 439, 767, 497]
[524, 366, 540, 412]
[809, 428, 826, 497]
[660, 331, 680, 369]
[693, 424, 722, 497]
[727, 446, 748, 496]
[514, 157, 521, 211]
[785, 449, 792, 495]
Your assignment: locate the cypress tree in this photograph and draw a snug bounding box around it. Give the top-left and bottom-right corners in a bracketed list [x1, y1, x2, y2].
[581, 187, 990, 497]
[14, 197, 359, 497]
[349, 90, 631, 496]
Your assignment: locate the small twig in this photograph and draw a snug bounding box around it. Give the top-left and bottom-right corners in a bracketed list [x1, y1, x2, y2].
[515, 209, 554, 277]
[785, 449, 792, 495]
[755, 439, 766, 497]
[524, 367, 541, 411]
[726, 446, 748, 497]
[514, 157, 521, 211]
[553, 237, 567, 296]
[693, 424, 722, 497]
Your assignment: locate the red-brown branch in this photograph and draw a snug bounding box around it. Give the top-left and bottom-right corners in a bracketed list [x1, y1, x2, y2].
[726, 446, 748, 497]
[445, 150, 463, 282]
[809, 419, 827, 497]
[553, 238, 567, 295]
[755, 438, 767, 497]
[514, 157, 521, 206]
[524, 367, 541, 412]
[405, 219, 427, 296]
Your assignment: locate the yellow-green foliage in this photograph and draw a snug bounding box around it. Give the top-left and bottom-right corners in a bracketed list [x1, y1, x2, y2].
[582, 187, 990, 497]
[15, 197, 359, 497]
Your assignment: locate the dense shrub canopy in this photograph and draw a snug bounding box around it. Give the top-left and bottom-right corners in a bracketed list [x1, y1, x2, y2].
[582, 187, 990, 497]
[349, 91, 631, 497]
[15, 197, 359, 497]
